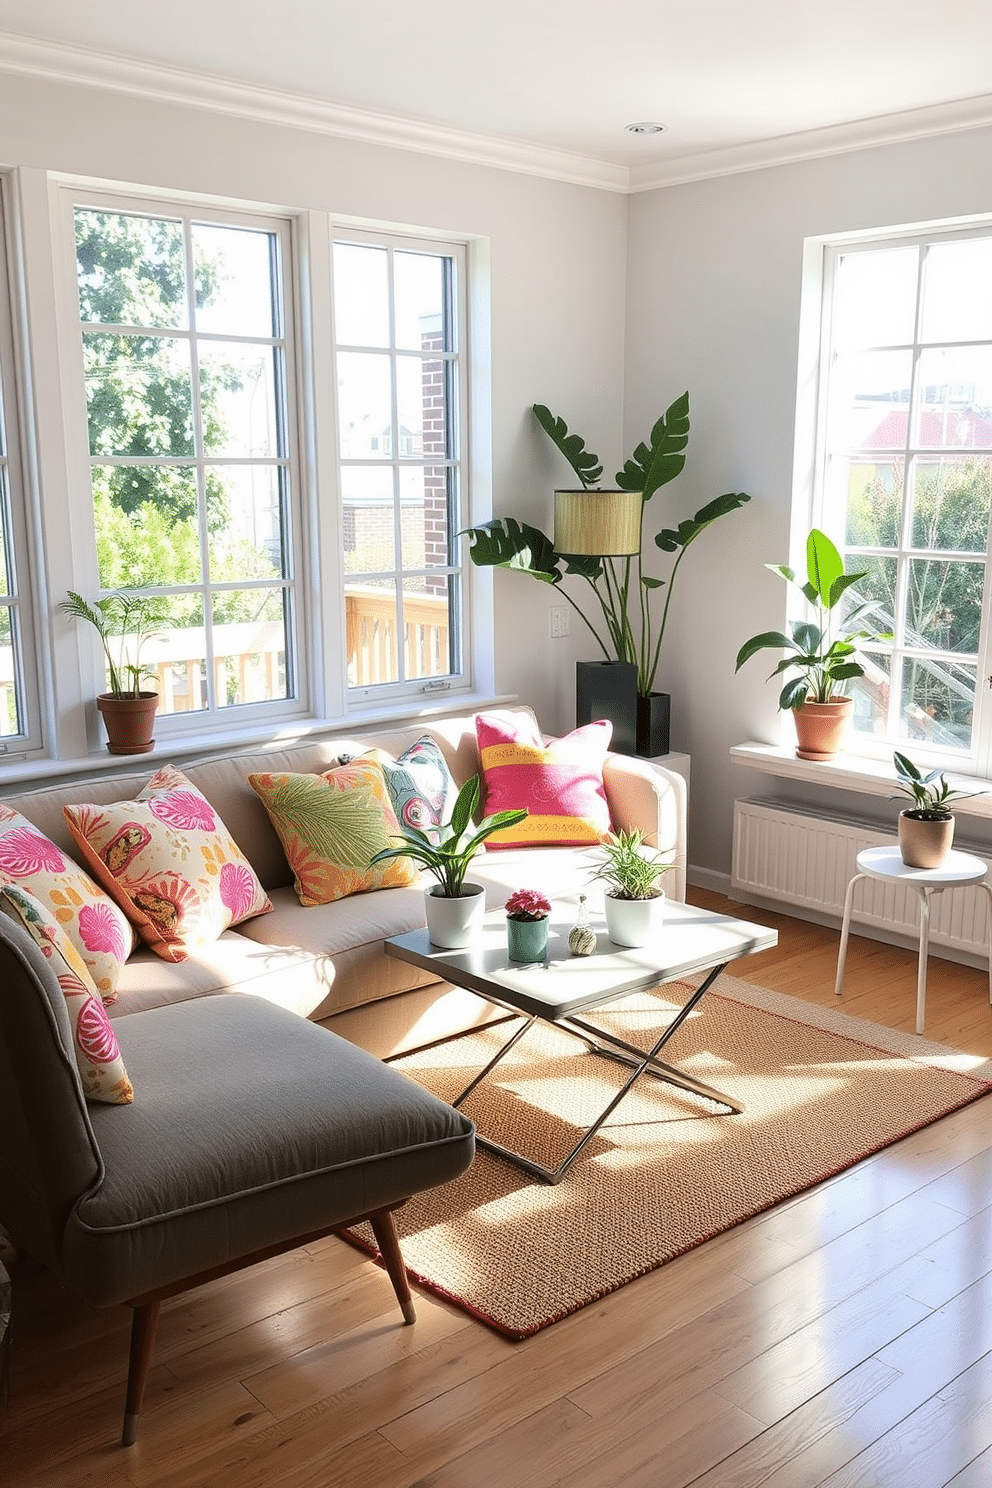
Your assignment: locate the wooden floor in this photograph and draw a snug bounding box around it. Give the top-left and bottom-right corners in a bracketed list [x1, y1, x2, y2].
[5, 889, 992, 1487]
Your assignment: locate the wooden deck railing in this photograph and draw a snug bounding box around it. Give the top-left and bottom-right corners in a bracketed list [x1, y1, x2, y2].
[345, 586, 450, 686]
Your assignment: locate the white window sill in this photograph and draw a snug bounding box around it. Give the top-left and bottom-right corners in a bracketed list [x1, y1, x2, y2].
[731, 741, 992, 821]
[0, 691, 517, 793]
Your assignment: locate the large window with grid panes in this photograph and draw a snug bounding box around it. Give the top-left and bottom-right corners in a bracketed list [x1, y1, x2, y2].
[811, 223, 992, 774]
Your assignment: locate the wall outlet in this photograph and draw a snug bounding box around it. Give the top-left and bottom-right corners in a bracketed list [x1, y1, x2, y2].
[550, 606, 570, 638]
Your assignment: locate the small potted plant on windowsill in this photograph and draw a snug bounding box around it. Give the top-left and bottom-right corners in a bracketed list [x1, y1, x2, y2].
[59, 591, 165, 756]
[890, 751, 984, 868]
[592, 828, 673, 948]
[370, 775, 527, 948]
[504, 889, 552, 963]
[735, 528, 891, 761]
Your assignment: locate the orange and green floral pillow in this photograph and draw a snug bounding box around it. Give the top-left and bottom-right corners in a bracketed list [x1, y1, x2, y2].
[0, 804, 134, 1001]
[62, 766, 272, 963]
[248, 758, 419, 907]
[0, 884, 134, 1104]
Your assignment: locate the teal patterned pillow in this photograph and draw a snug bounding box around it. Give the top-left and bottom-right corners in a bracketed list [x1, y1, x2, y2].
[354, 736, 456, 845]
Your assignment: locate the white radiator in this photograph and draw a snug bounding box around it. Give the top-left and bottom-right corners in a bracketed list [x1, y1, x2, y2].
[732, 798, 992, 959]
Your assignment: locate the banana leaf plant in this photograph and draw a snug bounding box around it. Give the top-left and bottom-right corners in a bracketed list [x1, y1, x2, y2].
[461, 392, 750, 696]
[734, 528, 891, 708]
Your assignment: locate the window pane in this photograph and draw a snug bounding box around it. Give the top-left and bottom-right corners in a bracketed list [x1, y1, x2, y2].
[921, 239, 992, 343]
[333, 243, 389, 348]
[843, 457, 904, 548]
[911, 455, 992, 551]
[0, 607, 21, 737]
[346, 578, 398, 685]
[92, 466, 201, 589]
[84, 333, 194, 456]
[213, 588, 288, 706]
[75, 210, 187, 329]
[396, 357, 431, 455]
[400, 466, 451, 569]
[193, 225, 278, 338]
[850, 650, 891, 739]
[829, 350, 913, 450]
[394, 251, 445, 351]
[900, 657, 975, 751]
[155, 595, 206, 715]
[914, 347, 992, 449]
[341, 466, 396, 575]
[848, 554, 897, 638]
[907, 556, 983, 652]
[834, 248, 918, 349]
[337, 352, 391, 458]
[0, 510, 8, 597]
[402, 575, 452, 679]
[199, 342, 280, 458]
[207, 467, 285, 579]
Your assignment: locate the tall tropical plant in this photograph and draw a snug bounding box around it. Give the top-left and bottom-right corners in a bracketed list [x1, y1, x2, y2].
[462, 393, 750, 697]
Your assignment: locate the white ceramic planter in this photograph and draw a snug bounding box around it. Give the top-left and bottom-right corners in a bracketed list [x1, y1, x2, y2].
[604, 891, 666, 948]
[423, 882, 486, 948]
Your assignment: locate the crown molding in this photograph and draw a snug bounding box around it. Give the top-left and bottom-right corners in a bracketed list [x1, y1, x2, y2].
[627, 91, 992, 192]
[0, 32, 630, 194]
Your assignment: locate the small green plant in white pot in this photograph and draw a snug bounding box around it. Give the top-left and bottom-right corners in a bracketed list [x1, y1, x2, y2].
[592, 828, 673, 948]
[371, 775, 526, 948]
[890, 751, 983, 869]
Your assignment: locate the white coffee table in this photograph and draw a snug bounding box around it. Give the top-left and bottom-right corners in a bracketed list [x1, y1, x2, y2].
[385, 897, 777, 1184]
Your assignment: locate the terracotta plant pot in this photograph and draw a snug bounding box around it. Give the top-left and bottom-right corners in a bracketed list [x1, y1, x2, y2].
[96, 691, 159, 755]
[793, 697, 854, 761]
[898, 810, 955, 869]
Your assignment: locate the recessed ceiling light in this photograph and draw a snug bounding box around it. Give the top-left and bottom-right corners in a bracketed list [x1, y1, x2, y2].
[624, 122, 667, 134]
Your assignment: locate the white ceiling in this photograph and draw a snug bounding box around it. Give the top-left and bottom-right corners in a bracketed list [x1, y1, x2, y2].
[3, 1, 992, 190]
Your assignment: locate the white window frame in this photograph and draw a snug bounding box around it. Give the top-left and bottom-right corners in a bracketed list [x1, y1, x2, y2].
[330, 227, 472, 711]
[52, 182, 311, 746]
[0, 174, 44, 758]
[801, 215, 992, 778]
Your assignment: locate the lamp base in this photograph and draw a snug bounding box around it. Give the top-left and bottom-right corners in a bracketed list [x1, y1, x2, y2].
[575, 661, 637, 756]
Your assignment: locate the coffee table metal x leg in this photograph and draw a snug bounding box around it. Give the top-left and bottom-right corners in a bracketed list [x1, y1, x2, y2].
[449, 963, 741, 1185]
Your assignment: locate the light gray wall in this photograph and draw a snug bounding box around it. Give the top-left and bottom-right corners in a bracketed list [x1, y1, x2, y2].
[625, 125, 992, 880]
[0, 71, 627, 753]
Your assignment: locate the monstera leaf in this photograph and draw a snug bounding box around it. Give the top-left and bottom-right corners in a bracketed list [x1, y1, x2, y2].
[462, 518, 601, 583]
[654, 491, 752, 553]
[616, 392, 690, 501]
[532, 404, 603, 488]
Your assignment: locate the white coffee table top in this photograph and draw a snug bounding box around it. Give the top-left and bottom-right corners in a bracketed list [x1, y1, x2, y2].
[386, 897, 777, 1021]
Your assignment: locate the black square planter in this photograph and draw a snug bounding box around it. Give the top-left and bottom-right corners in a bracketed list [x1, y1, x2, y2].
[636, 691, 671, 758]
[575, 661, 637, 756]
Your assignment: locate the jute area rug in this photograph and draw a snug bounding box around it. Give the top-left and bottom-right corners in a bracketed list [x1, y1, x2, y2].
[353, 975, 992, 1339]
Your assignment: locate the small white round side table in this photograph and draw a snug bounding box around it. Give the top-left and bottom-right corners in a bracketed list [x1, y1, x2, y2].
[834, 845, 992, 1034]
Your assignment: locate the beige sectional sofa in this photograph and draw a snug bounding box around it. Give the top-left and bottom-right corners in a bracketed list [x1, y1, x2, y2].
[0, 705, 687, 1057]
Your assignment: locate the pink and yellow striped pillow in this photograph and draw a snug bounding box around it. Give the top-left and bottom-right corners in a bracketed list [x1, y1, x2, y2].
[475, 713, 612, 849]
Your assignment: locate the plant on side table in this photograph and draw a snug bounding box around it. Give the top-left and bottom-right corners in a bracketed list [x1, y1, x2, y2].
[504, 888, 552, 963]
[890, 751, 984, 869]
[59, 590, 165, 756]
[592, 828, 673, 948]
[370, 775, 527, 948]
[735, 528, 890, 762]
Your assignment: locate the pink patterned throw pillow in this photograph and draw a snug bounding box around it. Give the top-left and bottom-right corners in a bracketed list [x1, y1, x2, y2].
[475, 712, 613, 848]
[0, 804, 134, 1001]
[0, 884, 134, 1104]
[63, 766, 272, 962]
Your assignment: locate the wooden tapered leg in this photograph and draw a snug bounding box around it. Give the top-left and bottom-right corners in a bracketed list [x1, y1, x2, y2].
[369, 1208, 416, 1324]
[121, 1299, 161, 1446]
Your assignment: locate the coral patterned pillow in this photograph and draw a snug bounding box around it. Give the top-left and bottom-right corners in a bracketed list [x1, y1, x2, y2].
[248, 758, 419, 907]
[475, 712, 613, 848]
[0, 884, 134, 1104]
[355, 735, 457, 846]
[62, 766, 272, 963]
[0, 804, 134, 1001]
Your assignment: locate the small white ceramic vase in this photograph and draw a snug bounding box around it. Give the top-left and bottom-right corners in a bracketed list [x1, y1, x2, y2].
[604, 891, 666, 948]
[423, 882, 486, 948]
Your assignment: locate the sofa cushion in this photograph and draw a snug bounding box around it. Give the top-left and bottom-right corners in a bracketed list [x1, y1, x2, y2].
[475, 712, 612, 848]
[248, 759, 418, 906]
[63, 766, 271, 963]
[0, 804, 134, 1000]
[355, 734, 457, 845]
[0, 885, 134, 1104]
[64, 994, 476, 1306]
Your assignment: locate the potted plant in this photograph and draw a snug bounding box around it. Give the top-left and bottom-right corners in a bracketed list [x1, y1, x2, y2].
[462, 394, 750, 757]
[735, 528, 890, 761]
[592, 828, 673, 947]
[59, 590, 165, 755]
[890, 751, 983, 868]
[370, 775, 527, 948]
[504, 888, 552, 963]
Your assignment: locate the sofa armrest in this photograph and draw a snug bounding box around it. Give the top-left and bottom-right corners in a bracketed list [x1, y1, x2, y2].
[601, 754, 687, 903]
